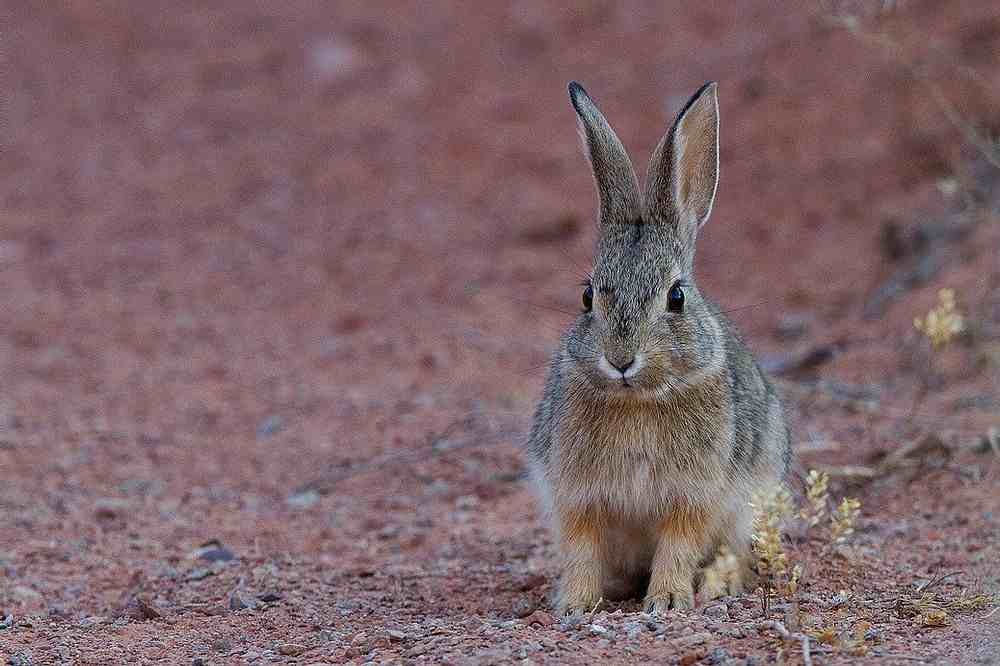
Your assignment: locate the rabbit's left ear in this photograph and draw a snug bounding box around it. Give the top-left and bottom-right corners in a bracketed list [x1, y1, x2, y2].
[645, 82, 719, 240]
[569, 82, 643, 226]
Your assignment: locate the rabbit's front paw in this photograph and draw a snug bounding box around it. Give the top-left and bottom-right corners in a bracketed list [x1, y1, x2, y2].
[644, 588, 694, 614]
[556, 575, 602, 616]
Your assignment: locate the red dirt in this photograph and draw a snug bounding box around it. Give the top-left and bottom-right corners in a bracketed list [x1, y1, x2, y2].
[2, 1, 999, 664]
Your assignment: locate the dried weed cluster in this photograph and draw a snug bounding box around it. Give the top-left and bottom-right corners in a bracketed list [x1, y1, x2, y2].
[800, 469, 829, 528]
[914, 288, 965, 349]
[739, 473, 861, 614]
[737, 473, 996, 657]
[830, 497, 862, 544]
[896, 588, 995, 628]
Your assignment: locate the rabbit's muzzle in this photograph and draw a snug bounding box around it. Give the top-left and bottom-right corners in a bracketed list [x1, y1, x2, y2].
[597, 334, 647, 385]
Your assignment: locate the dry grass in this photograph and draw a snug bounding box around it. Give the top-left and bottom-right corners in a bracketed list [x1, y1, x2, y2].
[914, 288, 966, 349]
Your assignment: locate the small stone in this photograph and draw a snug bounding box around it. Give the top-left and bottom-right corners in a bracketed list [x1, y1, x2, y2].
[257, 592, 282, 603]
[455, 495, 479, 510]
[404, 641, 432, 658]
[706, 647, 731, 664]
[525, 610, 555, 627]
[828, 592, 850, 609]
[189, 603, 227, 616]
[212, 638, 232, 652]
[286, 489, 320, 509]
[560, 614, 583, 632]
[641, 616, 666, 634]
[186, 568, 214, 581]
[623, 621, 643, 639]
[387, 629, 407, 642]
[719, 622, 746, 639]
[121, 596, 161, 621]
[668, 631, 712, 649]
[47, 604, 68, 618]
[7, 652, 31, 666]
[596, 638, 611, 649]
[514, 573, 547, 591]
[229, 590, 256, 611]
[0, 613, 13, 629]
[309, 37, 362, 83]
[589, 623, 609, 636]
[189, 539, 236, 562]
[94, 498, 130, 521]
[12, 586, 42, 602]
[256, 415, 284, 439]
[277, 643, 307, 656]
[679, 651, 703, 666]
[775, 313, 810, 340]
[703, 603, 729, 619]
[511, 596, 537, 618]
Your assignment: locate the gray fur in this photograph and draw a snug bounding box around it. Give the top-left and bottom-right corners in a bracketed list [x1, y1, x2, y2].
[527, 82, 791, 614]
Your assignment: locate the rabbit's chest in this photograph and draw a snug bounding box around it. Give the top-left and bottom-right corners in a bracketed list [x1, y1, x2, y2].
[556, 409, 731, 517]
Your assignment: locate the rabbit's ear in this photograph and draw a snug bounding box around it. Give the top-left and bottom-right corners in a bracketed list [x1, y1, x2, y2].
[568, 82, 642, 225]
[645, 82, 719, 242]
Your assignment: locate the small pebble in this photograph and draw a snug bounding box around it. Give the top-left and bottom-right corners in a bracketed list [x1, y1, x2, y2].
[679, 652, 703, 666]
[212, 638, 232, 652]
[775, 313, 810, 340]
[256, 415, 284, 439]
[277, 642, 307, 656]
[122, 596, 161, 621]
[623, 621, 643, 639]
[189, 539, 236, 562]
[560, 615, 583, 632]
[286, 490, 321, 509]
[404, 642, 432, 657]
[706, 646, 732, 664]
[186, 568, 214, 581]
[511, 596, 537, 618]
[703, 603, 729, 619]
[525, 610, 555, 627]
[229, 590, 256, 611]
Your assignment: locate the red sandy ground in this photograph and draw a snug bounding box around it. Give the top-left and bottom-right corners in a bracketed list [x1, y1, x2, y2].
[2, 1, 999, 664]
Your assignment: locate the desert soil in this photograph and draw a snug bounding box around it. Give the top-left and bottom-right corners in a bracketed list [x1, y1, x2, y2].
[2, 1, 999, 664]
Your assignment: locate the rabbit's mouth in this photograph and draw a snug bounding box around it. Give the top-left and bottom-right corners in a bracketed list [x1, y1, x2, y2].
[597, 351, 644, 383]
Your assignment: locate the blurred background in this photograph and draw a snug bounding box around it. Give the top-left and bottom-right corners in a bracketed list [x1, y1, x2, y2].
[2, 1, 999, 662]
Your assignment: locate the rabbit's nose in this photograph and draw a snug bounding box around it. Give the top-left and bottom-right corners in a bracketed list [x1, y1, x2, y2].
[609, 357, 634, 373]
[599, 352, 640, 380]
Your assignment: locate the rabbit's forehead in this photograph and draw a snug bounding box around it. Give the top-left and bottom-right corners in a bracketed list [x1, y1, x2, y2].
[592, 223, 682, 305]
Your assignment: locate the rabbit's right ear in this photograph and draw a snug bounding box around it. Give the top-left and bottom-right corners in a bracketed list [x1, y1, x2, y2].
[568, 82, 642, 225]
[645, 82, 720, 250]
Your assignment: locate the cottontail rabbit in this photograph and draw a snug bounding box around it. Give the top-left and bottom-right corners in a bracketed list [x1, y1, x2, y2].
[527, 81, 791, 615]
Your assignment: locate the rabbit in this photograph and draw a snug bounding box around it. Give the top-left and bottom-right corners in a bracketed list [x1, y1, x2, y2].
[526, 81, 791, 615]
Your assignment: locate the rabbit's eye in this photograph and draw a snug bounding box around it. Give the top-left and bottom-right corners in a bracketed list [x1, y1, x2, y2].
[582, 285, 593, 312]
[667, 283, 685, 313]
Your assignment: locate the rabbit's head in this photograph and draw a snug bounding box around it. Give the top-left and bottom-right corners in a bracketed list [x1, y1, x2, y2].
[565, 82, 726, 398]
